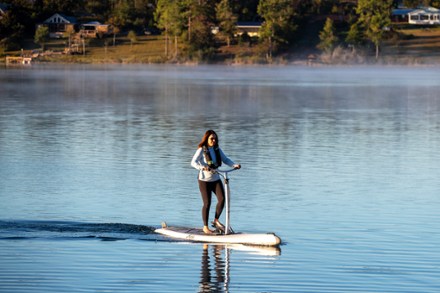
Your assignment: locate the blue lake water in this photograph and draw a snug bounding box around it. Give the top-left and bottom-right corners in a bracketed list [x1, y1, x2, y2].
[1, 64, 440, 292]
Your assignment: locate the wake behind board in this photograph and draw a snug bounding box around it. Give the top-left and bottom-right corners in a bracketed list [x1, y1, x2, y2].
[155, 223, 281, 247]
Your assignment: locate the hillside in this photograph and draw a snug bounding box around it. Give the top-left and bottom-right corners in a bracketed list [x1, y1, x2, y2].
[3, 26, 440, 65]
[382, 27, 440, 64]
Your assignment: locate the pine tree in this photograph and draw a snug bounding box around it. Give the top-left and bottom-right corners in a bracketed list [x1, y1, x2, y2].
[355, 0, 393, 60]
[181, 0, 216, 60]
[257, 0, 297, 60]
[127, 30, 137, 49]
[317, 17, 338, 53]
[34, 25, 49, 50]
[216, 0, 237, 47]
[155, 0, 183, 58]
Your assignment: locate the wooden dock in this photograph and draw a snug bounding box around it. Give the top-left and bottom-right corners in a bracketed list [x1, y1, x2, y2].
[5, 56, 32, 65]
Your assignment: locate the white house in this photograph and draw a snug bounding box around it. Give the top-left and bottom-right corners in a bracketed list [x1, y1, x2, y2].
[212, 22, 262, 38]
[392, 8, 413, 23]
[236, 22, 262, 37]
[408, 7, 440, 25]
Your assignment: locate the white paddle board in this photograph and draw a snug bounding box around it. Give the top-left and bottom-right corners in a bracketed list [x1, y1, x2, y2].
[155, 223, 281, 247]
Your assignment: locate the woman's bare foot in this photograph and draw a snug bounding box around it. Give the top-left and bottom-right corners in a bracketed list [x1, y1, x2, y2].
[203, 226, 214, 234]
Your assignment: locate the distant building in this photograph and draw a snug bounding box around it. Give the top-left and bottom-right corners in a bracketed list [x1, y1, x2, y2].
[408, 7, 440, 25]
[79, 21, 113, 38]
[391, 8, 413, 23]
[40, 13, 78, 38]
[236, 22, 262, 37]
[392, 6, 440, 25]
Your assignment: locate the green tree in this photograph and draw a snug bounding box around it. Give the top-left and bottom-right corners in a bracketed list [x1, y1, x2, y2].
[109, 24, 120, 46]
[345, 20, 364, 50]
[355, 0, 393, 60]
[403, 0, 421, 7]
[216, 0, 237, 47]
[180, 0, 216, 60]
[317, 17, 338, 53]
[127, 30, 137, 49]
[257, 0, 297, 59]
[34, 25, 49, 50]
[40, 0, 84, 15]
[107, 14, 121, 46]
[230, 0, 259, 21]
[111, 0, 135, 28]
[155, 0, 171, 57]
[85, 0, 111, 18]
[63, 25, 75, 49]
[155, 0, 184, 58]
[432, 0, 440, 8]
[0, 2, 29, 50]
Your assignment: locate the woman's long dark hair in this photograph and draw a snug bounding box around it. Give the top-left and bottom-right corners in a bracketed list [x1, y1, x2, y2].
[198, 130, 219, 148]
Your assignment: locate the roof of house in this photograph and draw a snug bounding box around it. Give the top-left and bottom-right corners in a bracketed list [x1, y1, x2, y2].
[408, 7, 440, 15]
[83, 21, 102, 25]
[236, 21, 262, 28]
[392, 9, 414, 16]
[43, 13, 77, 24]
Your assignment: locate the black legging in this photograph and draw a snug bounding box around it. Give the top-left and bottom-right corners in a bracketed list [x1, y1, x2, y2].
[198, 179, 225, 226]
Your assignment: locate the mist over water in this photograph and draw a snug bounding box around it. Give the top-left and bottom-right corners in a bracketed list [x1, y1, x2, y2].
[1, 65, 440, 292]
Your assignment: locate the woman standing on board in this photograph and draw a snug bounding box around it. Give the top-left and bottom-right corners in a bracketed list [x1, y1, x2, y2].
[191, 130, 241, 234]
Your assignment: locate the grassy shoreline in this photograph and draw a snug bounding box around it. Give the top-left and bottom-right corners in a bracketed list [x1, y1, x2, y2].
[3, 27, 440, 66]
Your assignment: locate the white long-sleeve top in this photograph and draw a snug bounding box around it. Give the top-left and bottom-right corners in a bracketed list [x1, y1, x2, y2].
[191, 147, 235, 182]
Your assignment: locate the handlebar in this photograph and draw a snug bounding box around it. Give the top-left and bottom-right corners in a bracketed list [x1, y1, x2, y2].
[212, 167, 239, 179]
[216, 168, 238, 173]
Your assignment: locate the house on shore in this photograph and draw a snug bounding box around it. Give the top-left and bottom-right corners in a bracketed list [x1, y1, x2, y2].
[39, 13, 77, 38]
[212, 21, 262, 38]
[408, 7, 440, 25]
[79, 21, 113, 38]
[391, 8, 413, 23]
[38, 13, 114, 39]
[392, 6, 440, 25]
[236, 22, 262, 37]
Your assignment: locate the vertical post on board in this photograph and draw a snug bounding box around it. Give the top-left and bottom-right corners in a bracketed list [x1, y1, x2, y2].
[224, 173, 230, 235]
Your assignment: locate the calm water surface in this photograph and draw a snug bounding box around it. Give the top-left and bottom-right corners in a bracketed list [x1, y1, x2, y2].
[1, 65, 440, 292]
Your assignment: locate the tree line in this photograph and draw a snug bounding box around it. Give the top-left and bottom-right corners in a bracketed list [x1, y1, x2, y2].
[1, 0, 440, 61]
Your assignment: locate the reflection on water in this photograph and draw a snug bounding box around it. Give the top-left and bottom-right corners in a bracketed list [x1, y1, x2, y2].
[198, 244, 281, 293]
[199, 245, 227, 293]
[1, 65, 440, 292]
